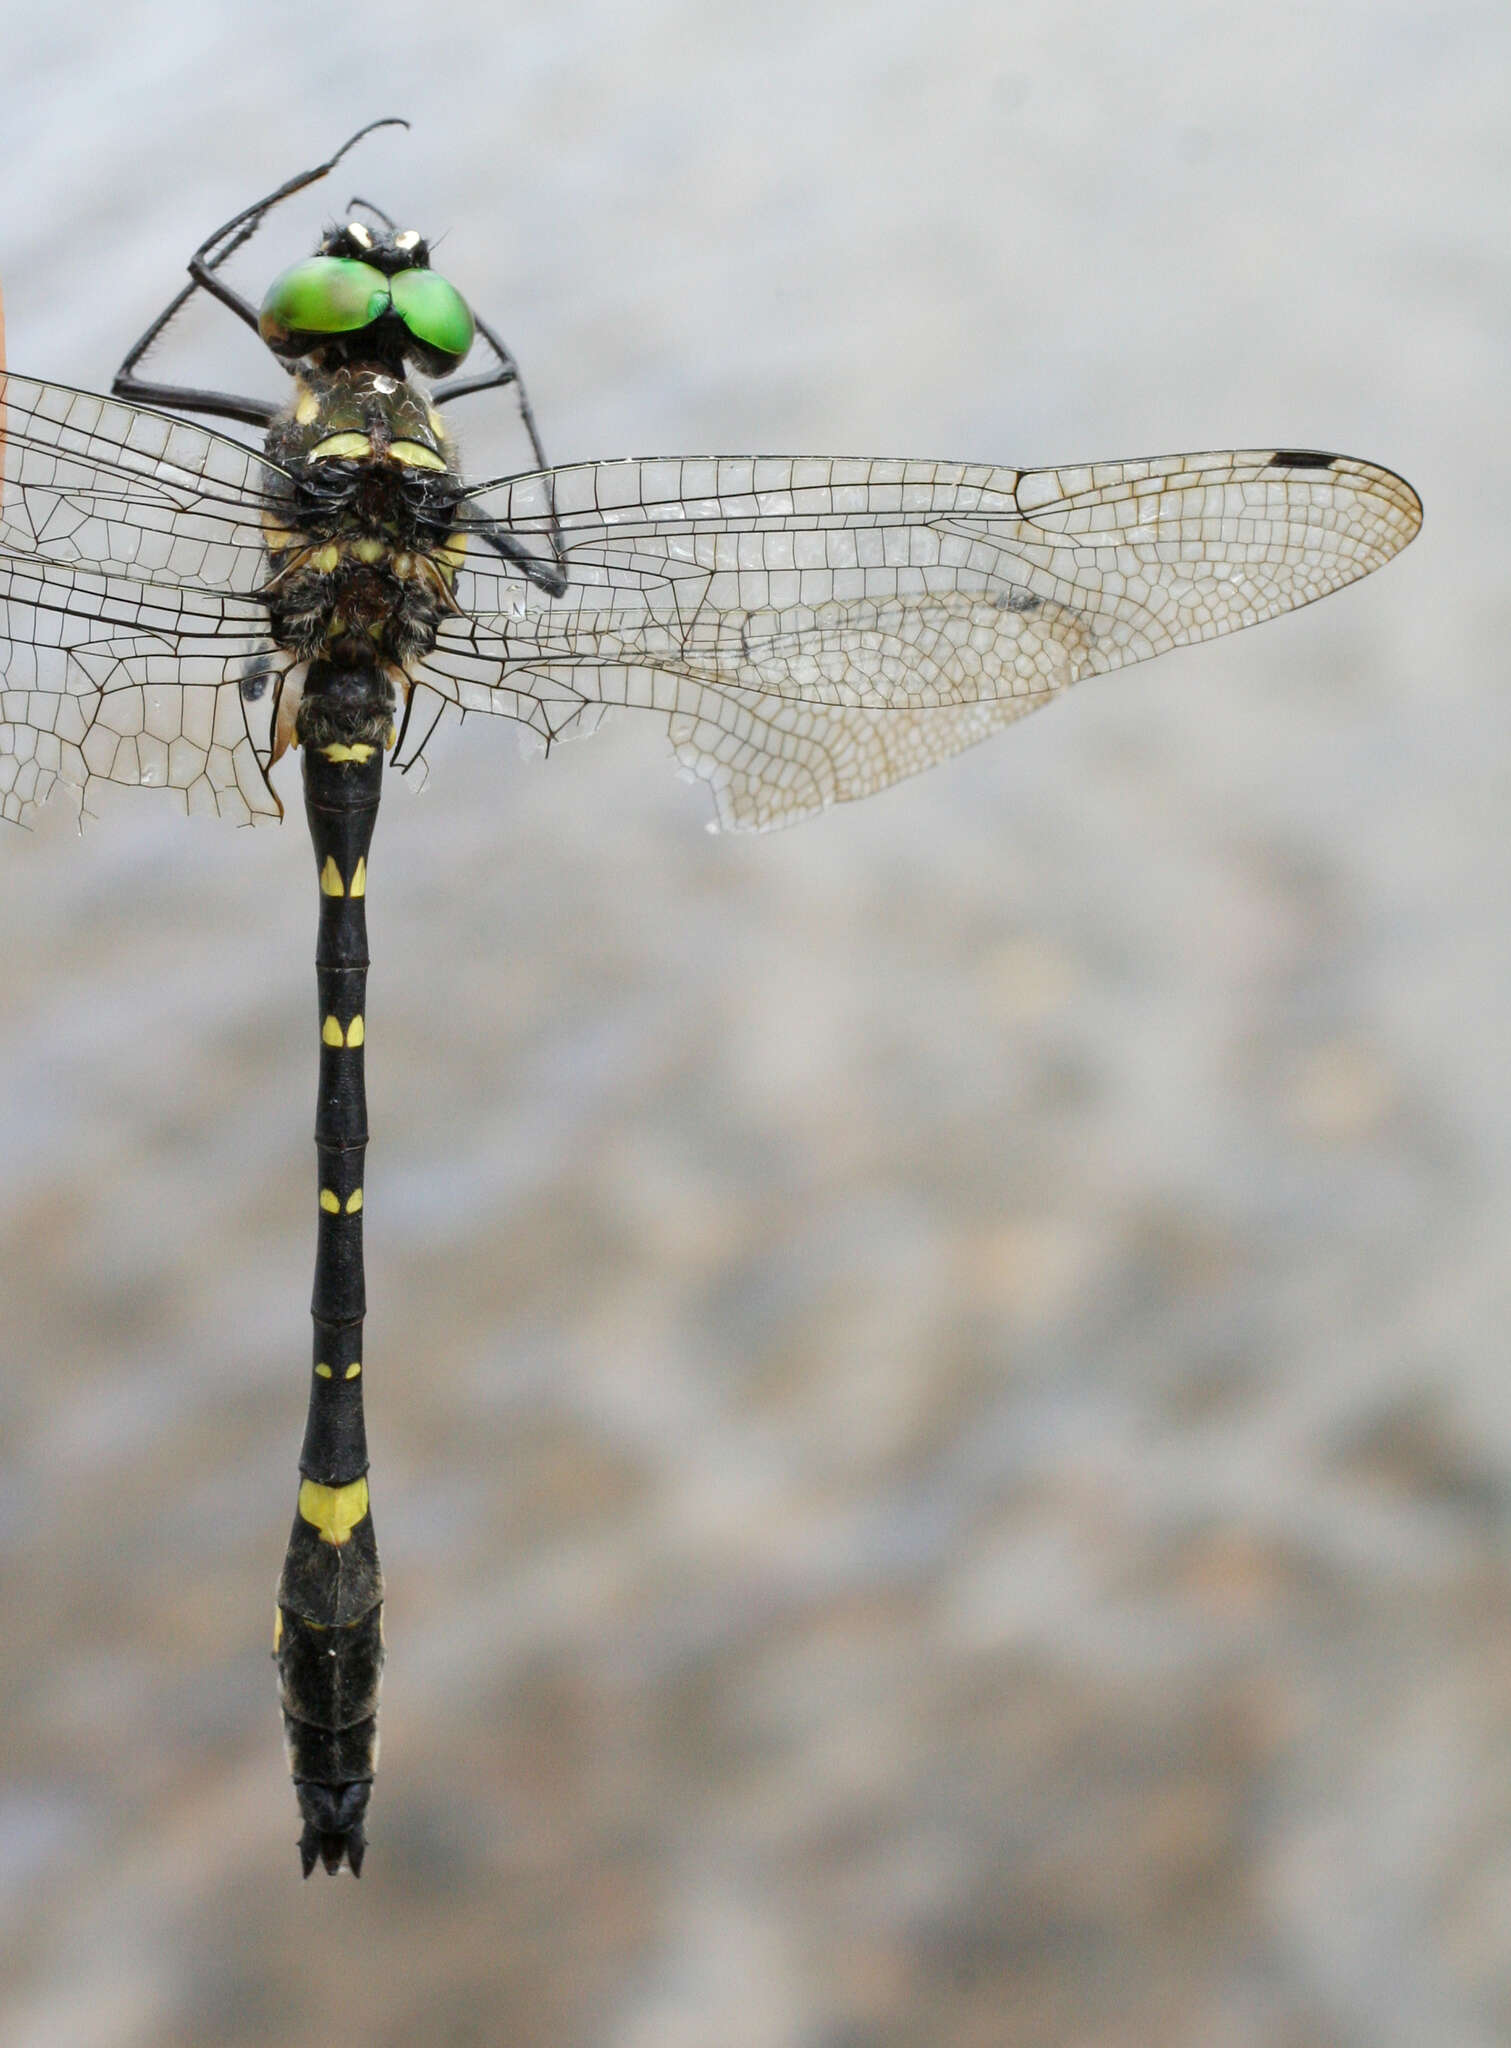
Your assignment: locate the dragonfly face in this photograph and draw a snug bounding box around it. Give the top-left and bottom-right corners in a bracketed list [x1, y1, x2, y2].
[259, 219, 476, 379]
[0, 121, 1421, 1876]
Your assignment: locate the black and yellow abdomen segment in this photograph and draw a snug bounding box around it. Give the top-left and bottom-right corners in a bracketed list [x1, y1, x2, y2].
[275, 718, 386, 1877]
[274, 1485, 383, 1876]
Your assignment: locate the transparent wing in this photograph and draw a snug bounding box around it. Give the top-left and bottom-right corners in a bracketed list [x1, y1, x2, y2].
[0, 375, 284, 823]
[423, 447, 1421, 829]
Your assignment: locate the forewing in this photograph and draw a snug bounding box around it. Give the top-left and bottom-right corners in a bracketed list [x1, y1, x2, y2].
[426, 448, 1421, 828]
[0, 375, 282, 823]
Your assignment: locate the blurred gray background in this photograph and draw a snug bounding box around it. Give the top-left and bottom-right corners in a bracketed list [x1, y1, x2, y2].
[0, 3, 1502, 2043]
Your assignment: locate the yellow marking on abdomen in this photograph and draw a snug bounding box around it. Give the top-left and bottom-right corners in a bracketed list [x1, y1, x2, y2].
[314, 1362, 333, 1379]
[320, 1187, 340, 1213]
[345, 1363, 362, 1380]
[273, 1607, 284, 1650]
[298, 1475, 369, 1546]
[321, 742, 375, 764]
[351, 857, 367, 897]
[347, 1015, 365, 1047]
[346, 1189, 363, 1213]
[319, 855, 345, 897]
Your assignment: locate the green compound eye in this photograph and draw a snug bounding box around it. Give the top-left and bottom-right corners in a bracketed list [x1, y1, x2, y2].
[259, 258, 391, 355]
[388, 268, 475, 374]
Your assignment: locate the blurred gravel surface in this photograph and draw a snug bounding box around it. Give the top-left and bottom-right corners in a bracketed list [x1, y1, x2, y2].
[0, 6, 1502, 2044]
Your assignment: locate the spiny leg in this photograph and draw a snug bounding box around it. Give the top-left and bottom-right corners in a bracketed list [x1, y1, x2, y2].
[112, 118, 409, 429]
[323, 223, 572, 583]
[434, 307, 566, 583]
[346, 190, 543, 450]
[274, 727, 386, 1877]
[432, 308, 548, 460]
[344, 181, 557, 462]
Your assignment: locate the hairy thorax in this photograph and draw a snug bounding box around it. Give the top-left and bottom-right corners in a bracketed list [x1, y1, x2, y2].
[261, 367, 469, 681]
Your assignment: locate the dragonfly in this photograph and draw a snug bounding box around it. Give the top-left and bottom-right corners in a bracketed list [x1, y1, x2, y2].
[0, 121, 1422, 1877]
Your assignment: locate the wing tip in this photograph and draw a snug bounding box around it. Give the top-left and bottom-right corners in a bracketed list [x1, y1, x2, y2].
[1267, 446, 1423, 544]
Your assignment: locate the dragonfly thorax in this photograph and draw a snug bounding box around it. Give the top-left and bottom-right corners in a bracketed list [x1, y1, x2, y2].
[269, 364, 456, 477]
[261, 368, 469, 681]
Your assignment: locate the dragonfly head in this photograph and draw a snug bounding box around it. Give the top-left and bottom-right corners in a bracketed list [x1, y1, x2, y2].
[259, 219, 475, 379]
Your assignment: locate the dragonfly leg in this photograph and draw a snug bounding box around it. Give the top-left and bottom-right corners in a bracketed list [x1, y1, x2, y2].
[345, 193, 556, 479]
[109, 281, 282, 429]
[460, 516, 569, 599]
[344, 194, 397, 232]
[434, 310, 567, 582]
[433, 310, 549, 461]
[111, 119, 409, 430]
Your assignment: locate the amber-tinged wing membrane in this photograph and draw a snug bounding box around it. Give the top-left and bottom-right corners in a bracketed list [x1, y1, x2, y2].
[429, 449, 1422, 829]
[0, 375, 284, 823]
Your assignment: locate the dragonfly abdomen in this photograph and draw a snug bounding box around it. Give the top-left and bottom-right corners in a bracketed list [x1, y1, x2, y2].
[274, 705, 386, 1877]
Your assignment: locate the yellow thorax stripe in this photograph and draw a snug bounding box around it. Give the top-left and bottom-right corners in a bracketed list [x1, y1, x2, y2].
[388, 439, 448, 472]
[310, 431, 371, 461]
